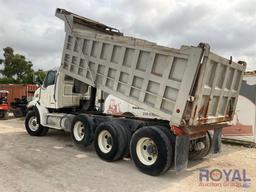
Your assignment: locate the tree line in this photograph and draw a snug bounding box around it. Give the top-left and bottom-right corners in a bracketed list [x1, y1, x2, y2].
[0, 47, 46, 84]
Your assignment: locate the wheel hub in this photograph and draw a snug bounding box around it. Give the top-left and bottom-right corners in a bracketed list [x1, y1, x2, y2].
[147, 144, 157, 155]
[28, 116, 39, 131]
[73, 121, 86, 142]
[106, 137, 112, 145]
[194, 141, 205, 151]
[32, 120, 37, 127]
[136, 137, 158, 166]
[98, 130, 113, 153]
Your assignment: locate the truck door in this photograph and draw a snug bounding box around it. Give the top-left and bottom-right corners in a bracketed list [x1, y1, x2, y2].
[40, 70, 57, 108]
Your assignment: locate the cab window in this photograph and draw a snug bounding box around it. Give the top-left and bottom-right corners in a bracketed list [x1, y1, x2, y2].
[43, 71, 56, 87]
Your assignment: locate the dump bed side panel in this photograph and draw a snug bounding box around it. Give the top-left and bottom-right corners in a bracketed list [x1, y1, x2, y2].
[190, 52, 246, 126]
[60, 32, 203, 125]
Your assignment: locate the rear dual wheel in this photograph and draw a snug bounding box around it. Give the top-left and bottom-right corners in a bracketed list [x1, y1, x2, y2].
[130, 126, 173, 176]
[94, 122, 130, 161]
[70, 114, 94, 149]
[95, 124, 174, 175]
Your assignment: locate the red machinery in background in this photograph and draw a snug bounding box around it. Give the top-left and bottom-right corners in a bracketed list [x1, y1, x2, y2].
[0, 90, 10, 119]
[0, 84, 38, 118]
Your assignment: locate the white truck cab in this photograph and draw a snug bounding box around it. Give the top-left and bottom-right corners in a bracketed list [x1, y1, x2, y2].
[37, 69, 89, 109]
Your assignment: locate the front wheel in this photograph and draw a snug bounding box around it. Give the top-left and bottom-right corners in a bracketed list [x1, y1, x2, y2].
[25, 111, 48, 136]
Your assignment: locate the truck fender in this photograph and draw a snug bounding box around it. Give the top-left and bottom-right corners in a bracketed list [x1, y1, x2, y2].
[34, 103, 49, 127]
[27, 96, 39, 111]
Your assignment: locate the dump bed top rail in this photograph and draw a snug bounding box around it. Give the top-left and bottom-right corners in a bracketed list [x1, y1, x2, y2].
[56, 8, 246, 128]
[56, 8, 123, 36]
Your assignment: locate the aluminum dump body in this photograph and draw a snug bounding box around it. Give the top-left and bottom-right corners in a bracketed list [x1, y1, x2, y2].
[56, 9, 246, 128]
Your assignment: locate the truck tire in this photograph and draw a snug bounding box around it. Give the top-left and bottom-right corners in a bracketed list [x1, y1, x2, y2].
[25, 111, 49, 136]
[130, 126, 173, 176]
[154, 125, 175, 170]
[122, 126, 132, 157]
[94, 122, 127, 161]
[70, 114, 94, 149]
[114, 119, 132, 158]
[189, 131, 212, 161]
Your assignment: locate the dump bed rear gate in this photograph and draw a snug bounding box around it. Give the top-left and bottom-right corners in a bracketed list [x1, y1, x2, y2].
[189, 51, 245, 126]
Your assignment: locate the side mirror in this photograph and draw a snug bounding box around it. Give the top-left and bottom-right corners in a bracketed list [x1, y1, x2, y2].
[33, 74, 43, 85]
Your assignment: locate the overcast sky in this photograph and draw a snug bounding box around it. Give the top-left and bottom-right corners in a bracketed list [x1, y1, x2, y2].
[0, 0, 255, 71]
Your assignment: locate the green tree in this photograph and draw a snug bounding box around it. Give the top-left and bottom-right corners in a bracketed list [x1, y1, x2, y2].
[0, 47, 34, 83]
[0, 77, 16, 84]
[0, 47, 14, 78]
[34, 69, 46, 82]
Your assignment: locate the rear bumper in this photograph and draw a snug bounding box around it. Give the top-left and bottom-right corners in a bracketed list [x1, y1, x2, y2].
[180, 122, 230, 135]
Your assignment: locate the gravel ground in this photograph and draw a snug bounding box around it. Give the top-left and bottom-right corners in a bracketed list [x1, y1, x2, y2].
[0, 118, 255, 192]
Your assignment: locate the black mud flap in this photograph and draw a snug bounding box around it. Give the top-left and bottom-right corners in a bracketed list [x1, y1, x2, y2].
[175, 135, 190, 173]
[212, 127, 223, 153]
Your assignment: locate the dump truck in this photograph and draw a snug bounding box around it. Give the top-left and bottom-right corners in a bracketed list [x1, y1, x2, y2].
[25, 8, 246, 175]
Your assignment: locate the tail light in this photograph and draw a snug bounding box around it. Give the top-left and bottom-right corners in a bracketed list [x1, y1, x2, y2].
[170, 125, 184, 136]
